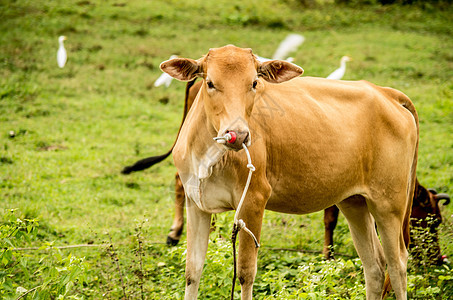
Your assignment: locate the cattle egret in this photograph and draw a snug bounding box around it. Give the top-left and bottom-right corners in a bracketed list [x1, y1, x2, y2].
[57, 36, 67, 68]
[272, 33, 305, 60]
[255, 55, 271, 62]
[154, 55, 178, 87]
[326, 56, 352, 80]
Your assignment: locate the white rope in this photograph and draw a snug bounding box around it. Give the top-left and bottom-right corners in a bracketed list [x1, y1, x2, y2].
[213, 135, 260, 248]
[233, 143, 259, 248]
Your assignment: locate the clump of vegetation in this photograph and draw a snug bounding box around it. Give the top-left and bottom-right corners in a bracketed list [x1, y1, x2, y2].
[0, 209, 85, 299]
[407, 216, 453, 299]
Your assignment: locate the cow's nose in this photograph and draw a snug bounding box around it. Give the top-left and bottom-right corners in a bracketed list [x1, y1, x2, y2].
[223, 130, 250, 151]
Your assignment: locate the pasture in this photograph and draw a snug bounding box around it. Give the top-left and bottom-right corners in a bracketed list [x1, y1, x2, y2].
[1, 0, 452, 299]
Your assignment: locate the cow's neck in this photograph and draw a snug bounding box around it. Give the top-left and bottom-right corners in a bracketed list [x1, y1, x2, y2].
[180, 91, 227, 180]
[173, 91, 230, 210]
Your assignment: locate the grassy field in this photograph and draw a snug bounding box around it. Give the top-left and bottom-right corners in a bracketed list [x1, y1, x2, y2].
[1, 0, 452, 299]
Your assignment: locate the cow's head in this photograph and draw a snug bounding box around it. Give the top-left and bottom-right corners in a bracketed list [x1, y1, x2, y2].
[160, 45, 303, 150]
[410, 179, 450, 265]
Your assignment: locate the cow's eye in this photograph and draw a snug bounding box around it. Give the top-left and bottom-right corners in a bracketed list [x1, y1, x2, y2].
[207, 81, 215, 89]
[252, 80, 258, 89]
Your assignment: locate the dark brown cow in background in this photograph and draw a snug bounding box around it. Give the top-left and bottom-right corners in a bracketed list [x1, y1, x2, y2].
[324, 179, 450, 264]
[123, 79, 450, 265]
[408, 180, 450, 264]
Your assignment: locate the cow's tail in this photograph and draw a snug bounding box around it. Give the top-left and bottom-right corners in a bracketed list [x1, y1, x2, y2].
[381, 89, 419, 299]
[121, 79, 197, 174]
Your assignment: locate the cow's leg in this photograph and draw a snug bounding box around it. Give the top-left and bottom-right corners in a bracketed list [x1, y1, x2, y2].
[337, 195, 386, 300]
[167, 173, 185, 246]
[323, 205, 340, 259]
[236, 196, 267, 300]
[372, 196, 409, 300]
[184, 198, 211, 300]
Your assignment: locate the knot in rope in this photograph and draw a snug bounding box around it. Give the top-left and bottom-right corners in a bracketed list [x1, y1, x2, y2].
[236, 219, 246, 230]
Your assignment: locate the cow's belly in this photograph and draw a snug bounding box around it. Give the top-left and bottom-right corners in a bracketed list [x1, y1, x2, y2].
[265, 187, 363, 214]
[264, 151, 369, 214]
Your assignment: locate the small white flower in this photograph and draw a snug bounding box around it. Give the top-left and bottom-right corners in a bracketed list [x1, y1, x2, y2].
[16, 287, 28, 294]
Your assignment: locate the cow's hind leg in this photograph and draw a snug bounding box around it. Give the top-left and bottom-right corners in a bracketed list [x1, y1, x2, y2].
[371, 194, 410, 300]
[167, 173, 185, 246]
[337, 195, 386, 300]
[323, 205, 340, 259]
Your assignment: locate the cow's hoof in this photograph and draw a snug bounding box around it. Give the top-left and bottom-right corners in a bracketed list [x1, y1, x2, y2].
[166, 236, 180, 246]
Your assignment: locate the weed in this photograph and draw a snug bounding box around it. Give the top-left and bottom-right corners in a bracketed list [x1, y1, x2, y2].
[0, 209, 85, 299]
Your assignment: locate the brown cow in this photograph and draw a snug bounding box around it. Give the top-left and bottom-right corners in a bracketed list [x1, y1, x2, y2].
[125, 80, 450, 271]
[323, 180, 450, 264]
[124, 80, 448, 270]
[126, 73, 448, 283]
[160, 45, 418, 299]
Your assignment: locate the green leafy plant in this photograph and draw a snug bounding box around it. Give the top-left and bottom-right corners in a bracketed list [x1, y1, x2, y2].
[407, 216, 453, 299]
[0, 209, 85, 299]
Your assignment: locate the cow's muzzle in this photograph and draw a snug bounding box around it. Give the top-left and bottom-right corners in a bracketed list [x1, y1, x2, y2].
[214, 130, 250, 151]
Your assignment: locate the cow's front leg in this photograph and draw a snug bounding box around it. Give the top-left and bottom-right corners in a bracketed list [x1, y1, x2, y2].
[184, 198, 211, 300]
[236, 196, 267, 300]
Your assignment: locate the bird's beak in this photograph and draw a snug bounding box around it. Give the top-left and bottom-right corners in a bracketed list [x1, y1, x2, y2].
[62, 36, 67, 41]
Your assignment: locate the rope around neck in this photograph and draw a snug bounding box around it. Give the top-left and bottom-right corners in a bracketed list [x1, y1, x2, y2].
[230, 143, 259, 300]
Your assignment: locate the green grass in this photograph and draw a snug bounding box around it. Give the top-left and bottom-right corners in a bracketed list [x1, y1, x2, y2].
[1, 0, 452, 299]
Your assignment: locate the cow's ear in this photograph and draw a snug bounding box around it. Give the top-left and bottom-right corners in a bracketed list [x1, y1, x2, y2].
[258, 60, 304, 83]
[160, 58, 202, 81]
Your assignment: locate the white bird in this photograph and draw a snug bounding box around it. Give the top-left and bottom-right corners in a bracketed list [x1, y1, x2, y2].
[255, 55, 271, 62]
[256, 55, 295, 64]
[272, 34, 305, 60]
[154, 55, 178, 87]
[57, 36, 67, 68]
[326, 56, 352, 80]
